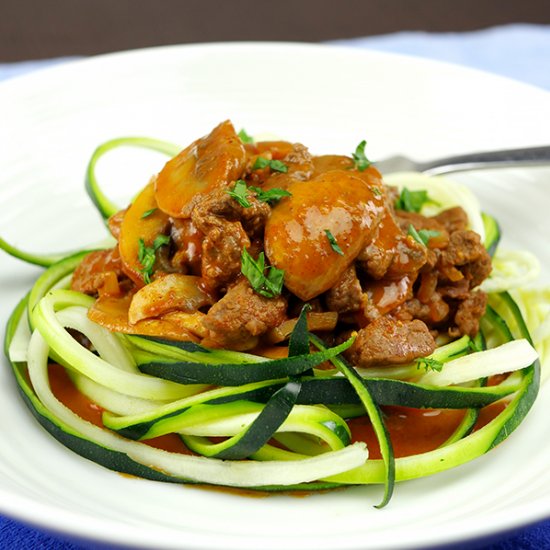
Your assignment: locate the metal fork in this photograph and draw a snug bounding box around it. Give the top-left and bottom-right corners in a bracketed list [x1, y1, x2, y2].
[374, 145, 550, 175]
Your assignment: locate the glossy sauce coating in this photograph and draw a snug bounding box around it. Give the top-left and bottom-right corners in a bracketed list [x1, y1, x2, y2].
[265, 169, 385, 300]
[155, 120, 246, 218]
[48, 364, 191, 454]
[118, 181, 170, 286]
[349, 406, 466, 459]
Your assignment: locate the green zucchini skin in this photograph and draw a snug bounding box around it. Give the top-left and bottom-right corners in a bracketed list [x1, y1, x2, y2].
[211, 380, 303, 459]
[482, 211, 501, 257]
[85, 136, 181, 220]
[488, 292, 540, 449]
[210, 308, 309, 459]
[2, 280, 541, 496]
[135, 336, 354, 386]
[5, 299, 185, 484]
[106, 378, 515, 441]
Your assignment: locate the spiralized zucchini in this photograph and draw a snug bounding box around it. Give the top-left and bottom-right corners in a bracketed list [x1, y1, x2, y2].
[2, 136, 549, 506]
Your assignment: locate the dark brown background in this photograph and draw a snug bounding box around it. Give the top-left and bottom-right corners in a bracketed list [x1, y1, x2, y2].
[2, 0, 550, 61]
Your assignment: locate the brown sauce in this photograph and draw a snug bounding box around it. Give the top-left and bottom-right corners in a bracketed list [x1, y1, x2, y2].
[46, 365, 509, 467]
[47, 364, 190, 454]
[349, 406, 466, 459]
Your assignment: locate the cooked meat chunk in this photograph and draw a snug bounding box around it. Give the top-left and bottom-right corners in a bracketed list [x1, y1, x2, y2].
[345, 316, 436, 367]
[358, 241, 395, 280]
[107, 209, 126, 240]
[439, 229, 492, 287]
[358, 206, 429, 281]
[193, 185, 270, 237]
[434, 207, 468, 233]
[191, 186, 270, 288]
[170, 218, 203, 274]
[438, 278, 470, 299]
[461, 250, 493, 288]
[454, 291, 487, 337]
[248, 142, 314, 190]
[325, 265, 363, 313]
[440, 230, 485, 266]
[202, 278, 287, 350]
[281, 142, 314, 181]
[198, 221, 249, 288]
[396, 211, 446, 233]
[71, 248, 126, 296]
[385, 235, 429, 278]
[393, 294, 450, 326]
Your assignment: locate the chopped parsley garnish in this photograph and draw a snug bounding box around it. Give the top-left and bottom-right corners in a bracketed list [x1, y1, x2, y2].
[227, 180, 291, 207]
[372, 186, 383, 197]
[407, 224, 441, 247]
[249, 186, 292, 204]
[269, 159, 288, 173]
[395, 187, 437, 213]
[352, 140, 371, 172]
[252, 156, 288, 173]
[238, 128, 254, 144]
[416, 357, 444, 372]
[227, 179, 252, 208]
[137, 234, 170, 284]
[241, 248, 284, 298]
[324, 229, 344, 255]
[140, 208, 157, 219]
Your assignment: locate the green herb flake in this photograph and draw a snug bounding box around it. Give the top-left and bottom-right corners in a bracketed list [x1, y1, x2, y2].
[416, 357, 444, 372]
[137, 235, 171, 284]
[140, 208, 157, 219]
[252, 156, 270, 171]
[268, 159, 288, 173]
[241, 248, 284, 298]
[352, 140, 371, 172]
[238, 128, 254, 144]
[395, 187, 437, 213]
[249, 186, 292, 204]
[324, 229, 344, 256]
[372, 186, 383, 197]
[252, 156, 288, 173]
[153, 234, 171, 249]
[227, 179, 252, 208]
[407, 224, 441, 247]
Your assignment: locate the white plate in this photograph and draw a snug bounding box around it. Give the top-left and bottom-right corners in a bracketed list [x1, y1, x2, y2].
[0, 43, 549, 550]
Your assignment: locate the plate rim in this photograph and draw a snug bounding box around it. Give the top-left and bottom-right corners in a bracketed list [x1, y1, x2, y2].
[0, 40, 549, 550]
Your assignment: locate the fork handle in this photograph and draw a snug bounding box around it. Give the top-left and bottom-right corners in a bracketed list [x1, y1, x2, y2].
[420, 145, 550, 175]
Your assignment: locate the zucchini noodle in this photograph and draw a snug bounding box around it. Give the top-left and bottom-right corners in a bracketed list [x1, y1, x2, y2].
[2, 131, 548, 506]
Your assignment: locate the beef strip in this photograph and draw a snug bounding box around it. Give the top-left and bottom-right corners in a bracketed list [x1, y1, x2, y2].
[385, 235, 429, 278]
[202, 278, 287, 350]
[248, 142, 314, 190]
[461, 252, 493, 288]
[358, 206, 429, 281]
[107, 209, 126, 240]
[191, 186, 271, 288]
[454, 290, 487, 337]
[345, 316, 436, 367]
[433, 206, 468, 233]
[440, 230, 485, 267]
[439, 229, 492, 288]
[358, 240, 395, 280]
[71, 248, 126, 296]
[325, 264, 363, 313]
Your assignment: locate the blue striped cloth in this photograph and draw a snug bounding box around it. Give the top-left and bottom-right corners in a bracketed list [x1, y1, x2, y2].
[1, 23, 549, 550]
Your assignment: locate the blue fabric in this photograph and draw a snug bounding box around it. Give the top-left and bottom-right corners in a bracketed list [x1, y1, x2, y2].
[1, 23, 549, 549]
[329, 23, 550, 91]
